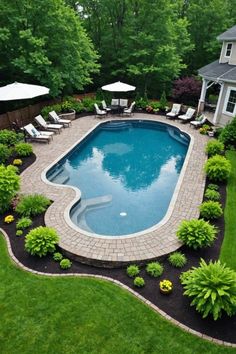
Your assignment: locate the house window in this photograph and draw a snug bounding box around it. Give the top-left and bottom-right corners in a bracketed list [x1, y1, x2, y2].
[225, 43, 232, 57]
[224, 88, 236, 115]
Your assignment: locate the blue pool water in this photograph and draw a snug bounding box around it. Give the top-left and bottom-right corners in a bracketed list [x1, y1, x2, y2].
[47, 120, 190, 236]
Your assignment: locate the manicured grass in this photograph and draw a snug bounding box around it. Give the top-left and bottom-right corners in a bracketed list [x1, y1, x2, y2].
[220, 150, 236, 270]
[0, 236, 235, 354]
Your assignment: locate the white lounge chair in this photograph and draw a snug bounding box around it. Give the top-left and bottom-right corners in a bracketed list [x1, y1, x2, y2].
[35, 115, 63, 134]
[120, 99, 128, 107]
[178, 108, 196, 123]
[101, 100, 111, 113]
[123, 101, 135, 116]
[49, 111, 72, 128]
[94, 103, 107, 118]
[111, 99, 119, 106]
[166, 104, 181, 119]
[190, 115, 207, 128]
[24, 123, 53, 143]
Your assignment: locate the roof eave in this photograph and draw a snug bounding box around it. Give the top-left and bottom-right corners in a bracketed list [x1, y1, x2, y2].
[198, 73, 236, 84]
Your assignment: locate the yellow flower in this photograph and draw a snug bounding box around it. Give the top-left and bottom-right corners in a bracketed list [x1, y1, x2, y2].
[4, 215, 14, 223]
[13, 159, 22, 166]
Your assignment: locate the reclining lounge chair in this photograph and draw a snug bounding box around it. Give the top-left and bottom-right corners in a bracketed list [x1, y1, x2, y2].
[24, 123, 54, 143]
[166, 104, 181, 119]
[178, 108, 196, 123]
[190, 115, 207, 128]
[49, 111, 72, 128]
[35, 115, 63, 134]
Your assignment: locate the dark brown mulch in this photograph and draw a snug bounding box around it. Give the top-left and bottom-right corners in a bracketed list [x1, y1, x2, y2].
[8, 153, 37, 174]
[1, 156, 236, 343]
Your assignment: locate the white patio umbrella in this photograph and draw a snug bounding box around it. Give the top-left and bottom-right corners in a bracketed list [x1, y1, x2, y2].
[0, 82, 49, 101]
[101, 81, 136, 92]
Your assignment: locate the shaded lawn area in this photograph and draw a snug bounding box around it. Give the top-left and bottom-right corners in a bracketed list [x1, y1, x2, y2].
[220, 150, 236, 270]
[0, 237, 235, 354]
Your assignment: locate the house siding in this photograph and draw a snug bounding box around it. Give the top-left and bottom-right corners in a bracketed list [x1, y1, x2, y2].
[219, 41, 236, 64]
[214, 83, 236, 126]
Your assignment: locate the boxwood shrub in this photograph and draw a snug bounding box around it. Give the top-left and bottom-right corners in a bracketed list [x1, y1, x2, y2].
[176, 219, 217, 249]
[180, 259, 236, 320]
[25, 226, 59, 257]
[204, 155, 231, 182]
[199, 201, 223, 220]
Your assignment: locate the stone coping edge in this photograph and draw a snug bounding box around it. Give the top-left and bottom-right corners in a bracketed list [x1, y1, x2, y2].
[0, 228, 235, 348]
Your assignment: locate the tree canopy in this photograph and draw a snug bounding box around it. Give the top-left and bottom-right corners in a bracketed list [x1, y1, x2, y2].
[0, 0, 100, 96]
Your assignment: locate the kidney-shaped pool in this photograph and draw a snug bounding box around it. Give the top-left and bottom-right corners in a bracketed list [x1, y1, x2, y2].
[46, 120, 190, 236]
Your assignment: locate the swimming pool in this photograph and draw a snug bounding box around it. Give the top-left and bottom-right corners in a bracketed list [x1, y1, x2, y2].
[46, 120, 190, 236]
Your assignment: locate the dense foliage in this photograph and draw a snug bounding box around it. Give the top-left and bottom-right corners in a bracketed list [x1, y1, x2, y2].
[199, 201, 223, 220]
[146, 262, 164, 277]
[0, 0, 99, 97]
[204, 155, 231, 182]
[0, 130, 23, 146]
[168, 252, 187, 268]
[25, 226, 59, 257]
[15, 143, 33, 157]
[176, 219, 217, 249]
[16, 194, 51, 216]
[0, 144, 11, 164]
[0, 165, 20, 213]
[205, 140, 224, 157]
[172, 76, 201, 105]
[181, 259, 236, 320]
[219, 117, 236, 148]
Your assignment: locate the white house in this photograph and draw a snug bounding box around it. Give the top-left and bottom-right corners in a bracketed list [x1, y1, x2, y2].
[198, 25, 236, 126]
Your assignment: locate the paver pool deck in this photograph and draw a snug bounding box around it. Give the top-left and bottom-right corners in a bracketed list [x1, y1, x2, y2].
[21, 113, 208, 266]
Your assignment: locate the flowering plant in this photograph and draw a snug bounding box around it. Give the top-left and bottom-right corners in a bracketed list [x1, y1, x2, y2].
[159, 279, 173, 294]
[13, 159, 23, 166]
[146, 105, 153, 113]
[4, 215, 14, 223]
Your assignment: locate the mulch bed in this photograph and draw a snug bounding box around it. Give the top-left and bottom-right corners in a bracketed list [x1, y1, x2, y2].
[1, 155, 236, 344]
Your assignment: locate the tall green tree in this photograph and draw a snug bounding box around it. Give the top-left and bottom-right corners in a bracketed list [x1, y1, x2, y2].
[0, 0, 100, 96]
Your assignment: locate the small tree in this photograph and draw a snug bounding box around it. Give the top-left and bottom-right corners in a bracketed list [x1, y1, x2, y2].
[0, 165, 20, 213]
[172, 76, 201, 105]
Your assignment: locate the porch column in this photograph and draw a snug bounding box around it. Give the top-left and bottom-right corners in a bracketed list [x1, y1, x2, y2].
[197, 78, 208, 114]
[213, 82, 224, 125]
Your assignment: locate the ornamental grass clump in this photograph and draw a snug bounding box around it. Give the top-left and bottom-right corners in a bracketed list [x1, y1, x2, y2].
[204, 188, 220, 201]
[204, 155, 231, 182]
[199, 201, 223, 220]
[180, 259, 236, 320]
[146, 262, 164, 277]
[0, 165, 20, 213]
[16, 216, 32, 230]
[25, 226, 59, 257]
[168, 252, 187, 268]
[127, 264, 140, 277]
[134, 277, 145, 288]
[16, 194, 51, 217]
[176, 219, 217, 249]
[205, 139, 224, 157]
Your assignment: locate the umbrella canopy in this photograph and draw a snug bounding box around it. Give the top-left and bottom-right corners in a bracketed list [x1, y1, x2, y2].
[101, 81, 136, 92]
[0, 82, 49, 101]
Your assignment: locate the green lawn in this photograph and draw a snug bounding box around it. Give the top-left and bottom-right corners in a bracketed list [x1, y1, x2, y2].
[0, 236, 235, 354]
[220, 150, 236, 270]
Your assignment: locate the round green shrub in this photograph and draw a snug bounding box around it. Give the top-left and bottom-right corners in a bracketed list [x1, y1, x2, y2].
[127, 264, 140, 277]
[146, 262, 164, 277]
[205, 139, 224, 157]
[176, 219, 217, 249]
[180, 259, 236, 320]
[219, 117, 236, 148]
[168, 252, 187, 268]
[60, 258, 72, 269]
[25, 226, 59, 257]
[204, 155, 231, 182]
[16, 216, 32, 230]
[0, 165, 20, 213]
[0, 129, 23, 146]
[199, 201, 223, 220]
[16, 230, 23, 237]
[207, 183, 219, 191]
[204, 188, 220, 201]
[53, 252, 63, 262]
[15, 143, 33, 157]
[133, 277, 145, 287]
[0, 143, 11, 163]
[16, 194, 51, 217]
